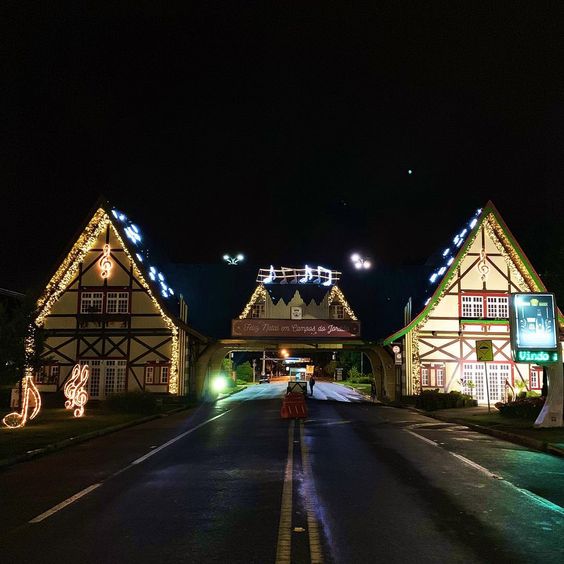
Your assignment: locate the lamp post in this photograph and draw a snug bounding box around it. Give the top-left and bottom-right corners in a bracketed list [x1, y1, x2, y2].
[351, 253, 372, 270]
[223, 253, 245, 265]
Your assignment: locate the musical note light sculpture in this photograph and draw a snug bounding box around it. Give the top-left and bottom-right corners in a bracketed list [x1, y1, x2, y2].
[2, 376, 42, 429]
[64, 364, 89, 418]
[99, 244, 113, 279]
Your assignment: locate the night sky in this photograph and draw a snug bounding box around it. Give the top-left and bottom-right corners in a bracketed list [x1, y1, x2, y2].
[3, 3, 564, 302]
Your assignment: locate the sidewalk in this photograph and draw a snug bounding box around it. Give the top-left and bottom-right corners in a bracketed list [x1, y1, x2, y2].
[402, 404, 564, 458]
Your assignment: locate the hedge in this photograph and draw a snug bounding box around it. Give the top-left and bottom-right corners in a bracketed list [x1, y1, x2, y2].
[415, 389, 477, 411]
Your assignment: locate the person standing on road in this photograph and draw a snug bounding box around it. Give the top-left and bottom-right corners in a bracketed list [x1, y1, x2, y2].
[309, 375, 316, 396]
[370, 380, 377, 402]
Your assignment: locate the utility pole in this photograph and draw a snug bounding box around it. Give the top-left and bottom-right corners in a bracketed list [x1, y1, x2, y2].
[252, 359, 256, 383]
[261, 350, 266, 378]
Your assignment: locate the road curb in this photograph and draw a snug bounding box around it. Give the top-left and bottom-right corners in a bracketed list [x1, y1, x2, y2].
[0, 405, 191, 471]
[400, 405, 564, 458]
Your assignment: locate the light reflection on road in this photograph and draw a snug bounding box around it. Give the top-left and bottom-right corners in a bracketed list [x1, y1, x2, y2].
[220, 381, 368, 403]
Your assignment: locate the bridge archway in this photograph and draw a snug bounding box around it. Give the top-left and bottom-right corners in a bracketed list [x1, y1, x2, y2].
[194, 340, 395, 402]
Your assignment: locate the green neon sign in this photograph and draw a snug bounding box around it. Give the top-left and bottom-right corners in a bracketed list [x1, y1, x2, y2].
[510, 293, 560, 364]
[516, 350, 558, 363]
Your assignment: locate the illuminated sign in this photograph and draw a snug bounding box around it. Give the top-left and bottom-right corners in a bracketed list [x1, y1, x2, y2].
[257, 266, 341, 286]
[516, 351, 558, 363]
[232, 319, 360, 338]
[510, 293, 559, 364]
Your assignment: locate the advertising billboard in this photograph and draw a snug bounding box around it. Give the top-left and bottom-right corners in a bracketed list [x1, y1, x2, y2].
[509, 293, 559, 364]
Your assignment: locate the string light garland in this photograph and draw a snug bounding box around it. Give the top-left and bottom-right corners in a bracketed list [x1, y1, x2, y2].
[64, 364, 89, 417]
[327, 286, 358, 321]
[483, 216, 531, 292]
[239, 284, 268, 318]
[33, 207, 180, 395]
[2, 376, 41, 429]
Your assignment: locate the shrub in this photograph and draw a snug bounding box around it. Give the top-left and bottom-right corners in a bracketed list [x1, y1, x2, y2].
[415, 389, 477, 411]
[496, 396, 545, 420]
[356, 376, 374, 384]
[106, 391, 158, 414]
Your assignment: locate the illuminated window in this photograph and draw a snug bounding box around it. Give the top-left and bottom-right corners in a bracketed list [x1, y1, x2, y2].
[530, 366, 543, 390]
[486, 296, 509, 318]
[436, 367, 445, 387]
[462, 363, 509, 402]
[330, 304, 345, 319]
[421, 367, 430, 386]
[145, 366, 154, 384]
[160, 366, 169, 384]
[85, 360, 101, 398]
[81, 292, 103, 313]
[107, 292, 129, 314]
[461, 296, 483, 318]
[251, 302, 265, 318]
[80, 359, 125, 398]
[461, 294, 509, 319]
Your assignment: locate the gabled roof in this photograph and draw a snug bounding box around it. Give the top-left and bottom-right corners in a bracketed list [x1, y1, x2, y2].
[383, 201, 564, 344]
[34, 198, 197, 337]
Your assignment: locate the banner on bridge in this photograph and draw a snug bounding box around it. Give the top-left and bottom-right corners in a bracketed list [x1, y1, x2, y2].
[231, 318, 361, 338]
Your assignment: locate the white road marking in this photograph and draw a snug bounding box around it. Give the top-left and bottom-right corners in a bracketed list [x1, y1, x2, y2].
[29, 483, 101, 523]
[275, 420, 295, 564]
[450, 452, 502, 479]
[404, 429, 439, 447]
[300, 420, 324, 564]
[130, 409, 231, 465]
[29, 409, 235, 523]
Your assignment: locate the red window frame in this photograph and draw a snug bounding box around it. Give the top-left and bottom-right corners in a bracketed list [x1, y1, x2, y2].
[144, 362, 171, 389]
[459, 292, 509, 319]
[420, 364, 446, 388]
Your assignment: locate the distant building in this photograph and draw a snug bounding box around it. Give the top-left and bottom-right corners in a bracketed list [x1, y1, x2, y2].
[32, 200, 207, 399]
[384, 201, 564, 404]
[232, 266, 361, 339]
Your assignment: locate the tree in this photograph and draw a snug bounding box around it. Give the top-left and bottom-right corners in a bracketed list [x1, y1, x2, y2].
[0, 296, 43, 387]
[235, 361, 254, 382]
[338, 351, 361, 375]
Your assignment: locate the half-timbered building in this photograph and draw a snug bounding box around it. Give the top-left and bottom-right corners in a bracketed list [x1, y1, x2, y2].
[33, 200, 207, 400]
[232, 266, 360, 339]
[384, 201, 564, 404]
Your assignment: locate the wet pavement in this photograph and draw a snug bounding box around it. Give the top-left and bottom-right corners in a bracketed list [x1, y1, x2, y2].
[0, 383, 562, 563]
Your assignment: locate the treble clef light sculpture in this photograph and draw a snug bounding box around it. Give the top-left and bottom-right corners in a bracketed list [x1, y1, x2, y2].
[99, 244, 113, 279]
[64, 364, 89, 418]
[2, 375, 42, 429]
[478, 249, 490, 282]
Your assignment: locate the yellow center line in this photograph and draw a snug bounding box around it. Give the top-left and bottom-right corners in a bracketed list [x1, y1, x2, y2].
[275, 420, 295, 564]
[300, 420, 324, 564]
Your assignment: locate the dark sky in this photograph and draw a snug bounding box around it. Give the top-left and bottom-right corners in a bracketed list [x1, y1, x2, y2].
[3, 3, 564, 296]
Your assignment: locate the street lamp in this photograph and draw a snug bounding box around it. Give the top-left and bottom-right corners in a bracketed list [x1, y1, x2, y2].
[223, 253, 245, 265]
[351, 253, 371, 270]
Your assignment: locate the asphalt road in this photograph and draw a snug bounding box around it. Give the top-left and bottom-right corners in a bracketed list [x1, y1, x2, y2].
[0, 382, 563, 563]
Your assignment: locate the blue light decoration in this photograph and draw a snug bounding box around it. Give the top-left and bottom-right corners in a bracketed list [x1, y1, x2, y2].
[111, 208, 175, 299]
[257, 266, 341, 286]
[426, 208, 483, 289]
